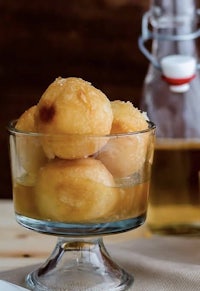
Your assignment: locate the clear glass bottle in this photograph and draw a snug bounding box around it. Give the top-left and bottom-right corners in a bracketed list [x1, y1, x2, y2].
[139, 0, 200, 235]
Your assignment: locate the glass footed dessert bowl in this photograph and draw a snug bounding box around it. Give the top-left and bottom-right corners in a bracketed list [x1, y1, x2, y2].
[8, 120, 155, 291]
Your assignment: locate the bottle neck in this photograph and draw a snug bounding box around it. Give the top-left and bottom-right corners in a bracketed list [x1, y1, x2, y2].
[151, 33, 199, 60]
[139, 0, 200, 67]
[149, 0, 200, 57]
[138, 0, 200, 92]
[150, 0, 198, 29]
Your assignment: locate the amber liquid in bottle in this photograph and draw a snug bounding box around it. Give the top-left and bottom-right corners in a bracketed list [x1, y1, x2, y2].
[149, 139, 200, 234]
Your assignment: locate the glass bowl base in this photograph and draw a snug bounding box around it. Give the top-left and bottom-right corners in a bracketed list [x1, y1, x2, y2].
[15, 213, 146, 236]
[25, 237, 133, 291]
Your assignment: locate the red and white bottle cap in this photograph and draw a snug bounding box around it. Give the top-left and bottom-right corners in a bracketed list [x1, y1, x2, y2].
[161, 55, 196, 92]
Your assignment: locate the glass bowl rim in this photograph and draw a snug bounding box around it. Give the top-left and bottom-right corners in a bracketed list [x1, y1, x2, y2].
[7, 119, 156, 138]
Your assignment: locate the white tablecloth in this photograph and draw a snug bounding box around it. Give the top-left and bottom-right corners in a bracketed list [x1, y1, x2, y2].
[0, 236, 200, 290]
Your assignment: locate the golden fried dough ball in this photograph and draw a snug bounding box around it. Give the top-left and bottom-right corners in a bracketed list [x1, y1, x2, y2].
[97, 135, 148, 177]
[16, 105, 37, 132]
[111, 100, 148, 133]
[34, 77, 113, 159]
[15, 106, 47, 176]
[35, 158, 118, 222]
[97, 100, 149, 178]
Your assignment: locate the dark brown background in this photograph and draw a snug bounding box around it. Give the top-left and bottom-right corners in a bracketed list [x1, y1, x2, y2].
[0, 0, 149, 198]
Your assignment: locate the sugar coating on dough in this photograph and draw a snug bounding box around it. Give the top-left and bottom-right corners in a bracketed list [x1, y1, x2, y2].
[34, 77, 113, 159]
[35, 77, 113, 135]
[35, 158, 118, 222]
[111, 100, 148, 133]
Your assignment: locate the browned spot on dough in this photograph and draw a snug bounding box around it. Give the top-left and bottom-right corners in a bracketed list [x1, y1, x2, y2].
[23, 253, 31, 258]
[39, 105, 55, 123]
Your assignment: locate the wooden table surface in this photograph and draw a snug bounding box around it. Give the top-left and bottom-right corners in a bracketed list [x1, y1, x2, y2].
[0, 199, 149, 272]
